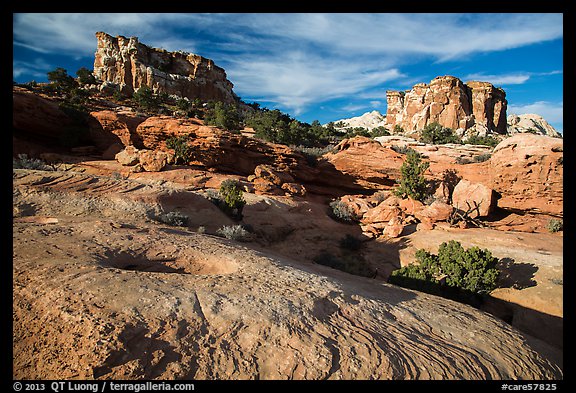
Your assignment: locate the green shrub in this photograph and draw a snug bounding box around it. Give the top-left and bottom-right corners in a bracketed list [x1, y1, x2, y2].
[420, 122, 461, 145]
[166, 135, 192, 164]
[204, 101, 242, 131]
[329, 200, 358, 223]
[47, 67, 77, 94]
[13, 154, 52, 171]
[216, 225, 250, 241]
[393, 125, 405, 134]
[218, 179, 246, 220]
[390, 145, 416, 155]
[473, 153, 492, 163]
[393, 149, 430, 202]
[313, 252, 374, 278]
[465, 135, 500, 147]
[132, 86, 160, 112]
[154, 211, 189, 227]
[371, 126, 391, 137]
[389, 240, 500, 301]
[292, 145, 334, 167]
[546, 218, 563, 233]
[76, 67, 96, 85]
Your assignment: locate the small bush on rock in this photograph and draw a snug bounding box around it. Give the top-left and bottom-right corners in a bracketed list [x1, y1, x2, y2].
[154, 211, 189, 227]
[420, 122, 461, 145]
[393, 149, 430, 202]
[388, 240, 500, 304]
[329, 200, 358, 223]
[218, 179, 246, 220]
[166, 135, 192, 164]
[13, 154, 52, 171]
[546, 218, 563, 233]
[216, 225, 250, 241]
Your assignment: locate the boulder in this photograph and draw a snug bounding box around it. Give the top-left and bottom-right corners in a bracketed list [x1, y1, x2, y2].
[451, 179, 495, 218]
[489, 134, 562, 216]
[254, 164, 295, 186]
[102, 143, 124, 160]
[88, 110, 147, 151]
[252, 178, 281, 195]
[382, 216, 404, 238]
[115, 146, 140, 166]
[281, 182, 307, 196]
[338, 195, 373, 218]
[507, 114, 561, 137]
[362, 202, 402, 225]
[139, 150, 170, 172]
[398, 197, 424, 215]
[414, 200, 454, 223]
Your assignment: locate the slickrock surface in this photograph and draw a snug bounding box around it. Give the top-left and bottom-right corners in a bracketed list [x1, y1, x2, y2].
[13, 168, 562, 380]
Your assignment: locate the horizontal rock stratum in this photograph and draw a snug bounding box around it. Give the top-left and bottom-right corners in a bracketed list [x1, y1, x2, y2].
[93, 32, 236, 103]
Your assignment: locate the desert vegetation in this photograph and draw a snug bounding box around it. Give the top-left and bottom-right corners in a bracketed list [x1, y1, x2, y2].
[419, 122, 462, 145]
[393, 149, 431, 202]
[388, 240, 500, 304]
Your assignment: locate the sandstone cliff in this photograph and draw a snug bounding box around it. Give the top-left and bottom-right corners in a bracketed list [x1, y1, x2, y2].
[93, 32, 236, 103]
[385, 76, 507, 136]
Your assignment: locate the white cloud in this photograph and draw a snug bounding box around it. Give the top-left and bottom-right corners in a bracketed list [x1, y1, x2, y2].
[463, 70, 563, 86]
[463, 73, 531, 85]
[508, 101, 563, 132]
[13, 58, 52, 79]
[227, 52, 403, 114]
[13, 13, 563, 115]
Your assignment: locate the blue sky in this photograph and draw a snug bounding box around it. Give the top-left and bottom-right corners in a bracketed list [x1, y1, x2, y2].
[13, 13, 564, 133]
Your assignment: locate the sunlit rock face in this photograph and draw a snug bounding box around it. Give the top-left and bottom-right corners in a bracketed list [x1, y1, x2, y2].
[385, 76, 508, 137]
[93, 31, 236, 103]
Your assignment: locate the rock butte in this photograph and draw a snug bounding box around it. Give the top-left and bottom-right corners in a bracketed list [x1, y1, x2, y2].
[93, 32, 236, 103]
[385, 76, 508, 137]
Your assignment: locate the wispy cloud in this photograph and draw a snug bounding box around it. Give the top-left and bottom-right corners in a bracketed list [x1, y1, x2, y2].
[13, 58, 52, 79]
[13, 13, 563, 115]
[463, 70, 563, 86]
[463, 73, 531, 85]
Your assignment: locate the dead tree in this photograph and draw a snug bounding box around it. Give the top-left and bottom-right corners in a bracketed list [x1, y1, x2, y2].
[448, 201, 489, 228]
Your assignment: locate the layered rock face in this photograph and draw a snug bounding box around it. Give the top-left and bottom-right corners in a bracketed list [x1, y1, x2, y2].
[93, 32, 235, 103]
[385, 76, 508, 136]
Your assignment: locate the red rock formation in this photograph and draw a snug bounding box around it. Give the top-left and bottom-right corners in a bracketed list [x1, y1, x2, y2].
[93, 32, 236, 103]
[88, 110, 148, 150]
[13, 87, 75, 143]
[489, 134, 563, 216]
[451, 179, 496, 218]
[385, 76, 507, 135]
